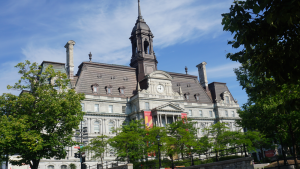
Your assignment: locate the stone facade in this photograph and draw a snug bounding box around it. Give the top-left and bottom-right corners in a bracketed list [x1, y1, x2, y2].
[37, 1, 241, 169]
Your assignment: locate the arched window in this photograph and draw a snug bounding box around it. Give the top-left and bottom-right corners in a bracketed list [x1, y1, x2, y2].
[144, 40, 149, 54]
[48, 165, 54, 169]
[94, 121, 100, 133]
[108, 121, 114, 133]
[61, 165, 67, 169]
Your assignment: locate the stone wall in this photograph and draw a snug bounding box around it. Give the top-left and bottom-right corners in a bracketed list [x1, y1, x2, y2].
[182, 157, 254, 169]
[109, 164, 133, 169]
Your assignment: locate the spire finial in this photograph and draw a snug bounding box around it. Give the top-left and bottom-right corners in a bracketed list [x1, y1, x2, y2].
[138, 0, 142, 20]
[89, 52, 92, 62]
[185, 66, 188, 74]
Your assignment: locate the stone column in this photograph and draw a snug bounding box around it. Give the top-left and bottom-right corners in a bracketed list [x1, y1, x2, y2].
[160, 114, 162, 127]
[165, 114, 167, 126]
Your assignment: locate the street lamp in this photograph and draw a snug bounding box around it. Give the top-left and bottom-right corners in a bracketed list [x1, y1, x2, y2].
[156, 134, 162, 169]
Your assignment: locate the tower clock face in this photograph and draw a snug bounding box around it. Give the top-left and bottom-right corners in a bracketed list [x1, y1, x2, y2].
[157, 85, 164, 93]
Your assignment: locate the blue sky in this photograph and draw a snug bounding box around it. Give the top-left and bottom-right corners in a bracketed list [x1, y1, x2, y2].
[0, 0, 248, 106]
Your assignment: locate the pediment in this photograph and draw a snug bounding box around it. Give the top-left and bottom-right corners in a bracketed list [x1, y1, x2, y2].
[153, 103, 184, 112]
[148, 70, 172, 80]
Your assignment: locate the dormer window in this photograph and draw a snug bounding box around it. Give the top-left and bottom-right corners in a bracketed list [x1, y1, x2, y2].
[225, 96, 229, 104]
[195, 93, 200, 101]
[221, 91, 232, 104]
[106, 85, 113, 94]
[91, 83, 99, 93]
[185, 92, 190, 100]
[119, 86, 125, 95]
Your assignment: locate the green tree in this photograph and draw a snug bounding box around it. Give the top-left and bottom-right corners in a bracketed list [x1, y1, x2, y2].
[193, 135, 212, 159]
[0, 60, 85, 169]
[222, 0, 300, 167]
[166, 118, 197, 158]
[144, 126, 167, 158]
[69, 163, 77, 169]
[204, 122, 229, 153]
[80, 135, 109, 164]
[108, 119, 147, 163]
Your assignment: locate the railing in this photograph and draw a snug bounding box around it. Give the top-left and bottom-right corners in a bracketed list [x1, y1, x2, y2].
[137, 145, 249, 169]
[86, 145, 250, 169]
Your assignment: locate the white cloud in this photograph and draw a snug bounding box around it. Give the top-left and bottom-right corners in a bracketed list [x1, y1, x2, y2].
[206, 62, 241, 78]
[20, 0, 233, 66]
[0, 0, 235, 95]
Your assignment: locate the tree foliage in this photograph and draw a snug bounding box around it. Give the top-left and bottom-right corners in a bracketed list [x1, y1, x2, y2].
[166, 118, 197, 158]
[222, 0, 300, 167]
[222, 0, 300, 90]
[0, 60, 85, 169]
[108, 119, 147, 163]
[80, 135, 109, 164]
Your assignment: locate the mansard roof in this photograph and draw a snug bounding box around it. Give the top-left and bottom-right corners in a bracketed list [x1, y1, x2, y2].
[74, 61, 137, 98]
[167, 72, 213, 104]
[208, 82, 236, 103]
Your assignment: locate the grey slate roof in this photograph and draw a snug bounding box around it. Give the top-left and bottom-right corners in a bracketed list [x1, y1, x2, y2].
[208, 82, 235, 103]
[75, 62, 137, 97]
[167, 72, 213, 104]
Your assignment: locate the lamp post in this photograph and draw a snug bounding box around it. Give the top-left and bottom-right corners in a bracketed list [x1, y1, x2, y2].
[156, 134, 162, 169]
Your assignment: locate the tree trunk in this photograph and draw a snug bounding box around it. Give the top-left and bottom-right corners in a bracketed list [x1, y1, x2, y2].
[5, 155, 8, 169]
[29, 159, 40, 169]
[260, 146, 264, 162]
[181, 145, 184, 159]
[126, 144, 129, 163]
[287, 121, 299, 169]
[280, 138, 287, 165]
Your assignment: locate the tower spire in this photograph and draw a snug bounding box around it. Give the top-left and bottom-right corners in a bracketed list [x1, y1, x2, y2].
[138, 0, 143, 20]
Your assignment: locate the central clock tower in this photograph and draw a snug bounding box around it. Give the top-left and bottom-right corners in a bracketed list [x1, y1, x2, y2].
[129, 0, 158, 82]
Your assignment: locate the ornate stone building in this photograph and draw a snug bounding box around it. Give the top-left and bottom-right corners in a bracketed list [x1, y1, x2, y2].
[38, 1, 240, 169]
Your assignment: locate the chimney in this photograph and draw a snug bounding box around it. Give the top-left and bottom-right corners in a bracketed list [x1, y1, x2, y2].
[64, 40, 76, 79]
[196, 62, 208, 90]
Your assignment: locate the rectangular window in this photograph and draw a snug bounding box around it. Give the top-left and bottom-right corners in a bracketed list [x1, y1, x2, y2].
[122, 106, 126, 113]
[107, 88, 111, 94]
[199, 110, 203, 117]
[81, 103, 85, 112]
[225, 96, 229, 104]
[188, 110, 192, 116]
[120, 89, 124, 94]
[209, 111, 213, 117]
[225, 110, 228, 117]
[145, 102, 149, 110]
[232, 111, 235, 117]
[196, 96, 199, 101]
[93, 86, 97, 92]
[94, 104, 99, 112]
[109, 105, 113, 113]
